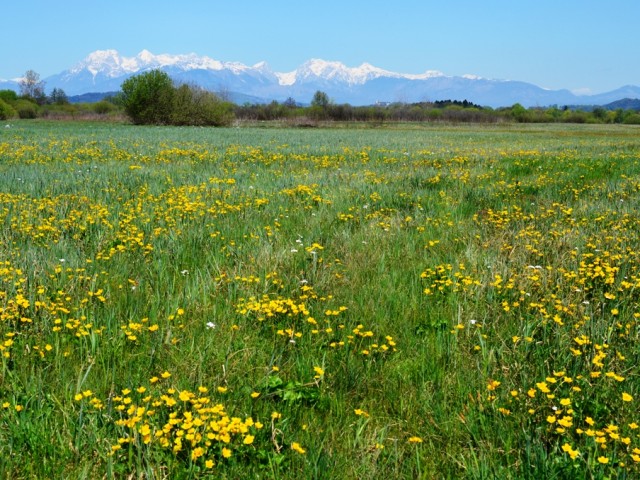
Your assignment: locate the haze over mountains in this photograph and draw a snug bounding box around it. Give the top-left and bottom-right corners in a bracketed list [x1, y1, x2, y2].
[2, 49, 639, 108]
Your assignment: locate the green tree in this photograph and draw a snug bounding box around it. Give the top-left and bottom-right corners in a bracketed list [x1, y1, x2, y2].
[0, 90, 18, 103]
[49, 88, 69, 105]
[19, 70, 46, 104]
[510, 103, 528, 122]
[311, 90, 330, 108]
[120, 70, 175, 124]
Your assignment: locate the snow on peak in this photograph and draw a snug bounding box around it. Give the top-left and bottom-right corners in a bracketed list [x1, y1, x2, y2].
[277, 58, 401, 86]
[69, 50, 456, 87]
[70, 49, 243, 77]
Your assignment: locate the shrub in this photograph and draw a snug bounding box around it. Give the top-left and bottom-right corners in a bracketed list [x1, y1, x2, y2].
[14, 99, 38, 119]
[0, 98, 16, 120]
[93, 101, 115, 115]
[171, 84, 235, 126]
[120, 70, 174, 125]
[623, 113, 640, 125]
[0, 89, 18, 103]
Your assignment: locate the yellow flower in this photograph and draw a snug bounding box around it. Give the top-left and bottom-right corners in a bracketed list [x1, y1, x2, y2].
[408, 436, 423, 443]
[291, 442, 306, 454]
[597, 456, 609, 464]
[250, 391, 260, 398]
[487, 380, 501, 391]
[160, 371, 171, 379]
[222, 447, 232, 458]
[622, 392, 633, 402]
[536, 382, 550, 393]
[243, 435, 254, 445]
[205, 459, 214, 469]
[191, 447, 205, 460]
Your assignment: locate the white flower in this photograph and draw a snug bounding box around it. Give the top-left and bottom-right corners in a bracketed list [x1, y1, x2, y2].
[181, 269, 189, 275]
[206, 322, 216, 329]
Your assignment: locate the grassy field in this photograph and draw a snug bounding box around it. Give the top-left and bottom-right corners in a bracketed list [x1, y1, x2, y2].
[1, 121, 639, 478]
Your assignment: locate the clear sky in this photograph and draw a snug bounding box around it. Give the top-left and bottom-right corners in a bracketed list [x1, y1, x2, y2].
[1, 0, 638, 94]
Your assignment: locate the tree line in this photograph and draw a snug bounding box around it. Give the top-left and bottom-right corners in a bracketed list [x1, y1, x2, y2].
[2, 69, 639, 125]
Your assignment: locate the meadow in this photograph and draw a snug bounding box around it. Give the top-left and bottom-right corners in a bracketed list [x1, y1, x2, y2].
[0, 121, 639, 479]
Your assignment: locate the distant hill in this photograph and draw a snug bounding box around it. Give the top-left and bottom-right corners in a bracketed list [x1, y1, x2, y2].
[604, 98, 640, 111]
[68, 92, 119, 103]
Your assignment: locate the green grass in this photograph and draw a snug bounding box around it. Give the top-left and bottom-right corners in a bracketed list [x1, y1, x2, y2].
[1, 120, 640, 478]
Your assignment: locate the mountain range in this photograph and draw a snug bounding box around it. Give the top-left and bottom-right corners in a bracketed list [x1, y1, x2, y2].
[1, 49, 639, 108]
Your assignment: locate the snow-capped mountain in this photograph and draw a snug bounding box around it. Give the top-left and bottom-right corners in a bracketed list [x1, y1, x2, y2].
[2, 49, 639, 108]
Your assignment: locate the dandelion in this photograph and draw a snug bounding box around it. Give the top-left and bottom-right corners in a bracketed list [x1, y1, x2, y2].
[291, 442, 306, 454]
[487, 380, 501, 391]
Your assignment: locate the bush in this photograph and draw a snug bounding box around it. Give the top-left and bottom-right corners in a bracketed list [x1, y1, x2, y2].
[0, 98, 16, 120]
[120, 70, 174, 124]
[0, 89, 18, 103]
[14, 99, 38, 119]
[93, 101, 115, 115]
[623, 113, 640, 125]
[191, 90, 234, 126]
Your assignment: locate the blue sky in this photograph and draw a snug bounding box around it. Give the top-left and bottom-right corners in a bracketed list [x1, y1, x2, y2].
[1, 0, 638, 94]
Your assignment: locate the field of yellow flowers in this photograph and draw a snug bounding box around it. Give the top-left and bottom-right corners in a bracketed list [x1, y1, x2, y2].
[1, 121, 639, 478]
